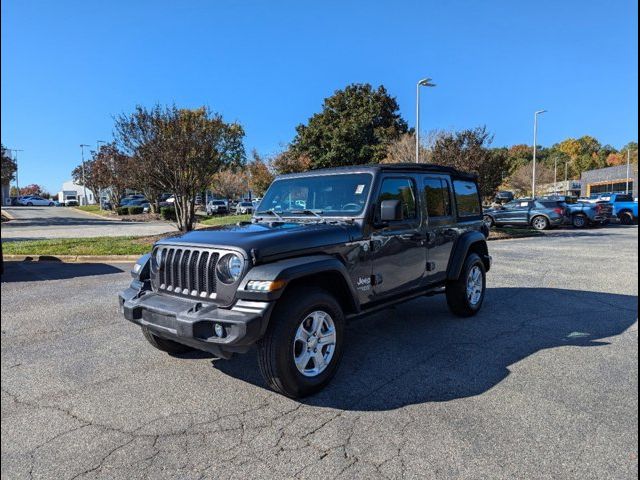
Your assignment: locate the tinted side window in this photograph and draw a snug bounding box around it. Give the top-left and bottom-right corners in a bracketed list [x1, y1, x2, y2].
[378, 178, 417, 220]
[453, 180, 482, 217]
[615, 194, 633, 202]
[424, 178, 452, 217]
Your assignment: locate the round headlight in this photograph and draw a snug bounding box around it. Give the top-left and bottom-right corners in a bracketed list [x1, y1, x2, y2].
[216, 253, 245, 284]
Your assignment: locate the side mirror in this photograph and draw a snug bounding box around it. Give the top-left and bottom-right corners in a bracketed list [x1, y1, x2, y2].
[380, 199, 402, 222]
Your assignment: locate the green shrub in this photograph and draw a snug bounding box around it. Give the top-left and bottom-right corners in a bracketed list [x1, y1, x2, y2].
[160, 206, 176, 221]
[128, 206, 144, 215]
[116, 207, 129, 216]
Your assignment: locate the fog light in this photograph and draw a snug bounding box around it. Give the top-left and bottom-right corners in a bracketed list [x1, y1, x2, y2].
[214, 323, 225, 337]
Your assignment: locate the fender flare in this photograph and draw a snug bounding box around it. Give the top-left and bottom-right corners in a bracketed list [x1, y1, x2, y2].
[446, 231, 490, 280]
[236, 254, 359, 308]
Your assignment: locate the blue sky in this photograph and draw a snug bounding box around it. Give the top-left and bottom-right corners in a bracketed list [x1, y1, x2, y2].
[2, 0, 638, 193]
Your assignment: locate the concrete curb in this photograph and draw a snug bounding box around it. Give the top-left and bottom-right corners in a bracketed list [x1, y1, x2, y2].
[3, 254, 139, 263]
[71, 207, 122, 221]
[1, 209, 16, 220]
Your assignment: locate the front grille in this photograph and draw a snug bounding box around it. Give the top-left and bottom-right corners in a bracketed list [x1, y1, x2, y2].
[152, 246, 220, 299]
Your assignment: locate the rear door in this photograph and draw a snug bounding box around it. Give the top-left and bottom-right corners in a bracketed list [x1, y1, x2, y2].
[423, 175, 457, 284]
[370, 176, 427, 298]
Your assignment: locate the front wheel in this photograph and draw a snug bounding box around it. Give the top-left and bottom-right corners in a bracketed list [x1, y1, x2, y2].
[257, 287, 345, 398]
[446, 253, 486, 317]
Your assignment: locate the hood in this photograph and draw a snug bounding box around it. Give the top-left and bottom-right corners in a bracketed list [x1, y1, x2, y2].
[157, 221, 359, 260]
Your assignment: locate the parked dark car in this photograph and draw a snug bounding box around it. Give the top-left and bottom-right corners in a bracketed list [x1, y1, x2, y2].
[564, 201, 614, 228]
[119, 164, 491, 397]
[483, 199, 565, 230]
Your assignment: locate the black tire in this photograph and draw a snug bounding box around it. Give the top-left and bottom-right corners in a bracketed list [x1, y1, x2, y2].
[141, 326, 194, 354]
[483, 215, 495, 228]
[531, 215, 549, 231]
[572, 214, 588, 229]
[446, 253, 486, 318]
[27, 202, 33, 206]
[257, 287, 345, 398]
[48, 202, 54, 206]
[619, 211, 634, 226]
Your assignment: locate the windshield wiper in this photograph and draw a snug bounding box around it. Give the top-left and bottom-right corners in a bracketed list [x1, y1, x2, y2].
[257, 209, 284, 221]
[289, 209, 324, 219]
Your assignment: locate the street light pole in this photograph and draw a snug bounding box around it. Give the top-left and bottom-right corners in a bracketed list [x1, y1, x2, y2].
[6, 148, 23, 197]
[626, 149, 631, 195]
[553, 156, 558, 195]
[96, 140, 106, 208]
[532, 110, 547, 198]
[80, 144, 90, 206]
[415, 77, 436, 163]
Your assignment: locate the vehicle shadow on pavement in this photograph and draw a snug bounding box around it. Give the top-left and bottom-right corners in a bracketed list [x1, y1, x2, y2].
[213, 287, 638, 409]
[1, 261, 125, 282]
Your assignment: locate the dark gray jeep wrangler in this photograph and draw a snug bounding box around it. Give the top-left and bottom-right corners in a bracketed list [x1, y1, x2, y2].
[119, 164, 491, 398]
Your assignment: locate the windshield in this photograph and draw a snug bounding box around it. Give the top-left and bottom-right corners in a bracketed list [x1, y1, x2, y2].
[258, 173, 373, 216]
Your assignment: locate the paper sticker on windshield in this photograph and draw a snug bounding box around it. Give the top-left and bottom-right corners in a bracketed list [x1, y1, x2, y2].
[355, 184, 365, 195]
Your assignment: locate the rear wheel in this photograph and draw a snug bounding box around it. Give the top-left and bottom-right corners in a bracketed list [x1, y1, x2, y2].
[446, 253, 486, 317]
[572, 214, 588, 228]
[531, 215, 549, 231]
[257, 287, 345, 398]
[141, 327, 194, 354]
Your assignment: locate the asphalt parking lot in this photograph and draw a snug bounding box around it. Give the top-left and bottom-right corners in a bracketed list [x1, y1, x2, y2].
[1, 226, 638, 479]
[1, 206, 176, 241]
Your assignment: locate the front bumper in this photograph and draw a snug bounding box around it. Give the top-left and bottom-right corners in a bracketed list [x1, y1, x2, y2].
[119, 286, 274, 358]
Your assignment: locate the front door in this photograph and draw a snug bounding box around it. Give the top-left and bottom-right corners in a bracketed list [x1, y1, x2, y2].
[423, 175, 458, 284]
[370, 176, 426, 298]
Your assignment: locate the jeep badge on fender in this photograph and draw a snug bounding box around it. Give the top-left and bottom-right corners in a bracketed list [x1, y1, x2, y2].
[119, 163, 491, 398]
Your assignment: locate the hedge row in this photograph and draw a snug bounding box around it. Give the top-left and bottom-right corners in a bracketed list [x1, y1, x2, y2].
[116, 206, 145, 215]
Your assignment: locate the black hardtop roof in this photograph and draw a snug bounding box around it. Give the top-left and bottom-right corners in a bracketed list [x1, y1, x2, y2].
[277, 163, 477, 181]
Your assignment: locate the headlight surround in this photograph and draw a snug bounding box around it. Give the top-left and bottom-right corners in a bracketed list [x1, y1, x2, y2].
[131, 253, 151, 281]
[216, 253, 245, 284]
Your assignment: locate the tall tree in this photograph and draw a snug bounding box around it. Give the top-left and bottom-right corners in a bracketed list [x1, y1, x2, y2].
[1, 145, 17, 185]
[291, 83, 408, 168]
[211, 168, 248, 201]
[247, 151, 275, 196]
[271, 150, 311, 175]
[506, 162, 555, 195]
[431, 127, 507, 198]
[115, 105, 245, 231]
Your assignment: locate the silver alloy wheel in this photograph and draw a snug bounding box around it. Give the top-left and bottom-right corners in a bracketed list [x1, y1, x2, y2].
[293, 310, 337, 377]
[466, 266, 483, 306]
[532, 216, 547, 230]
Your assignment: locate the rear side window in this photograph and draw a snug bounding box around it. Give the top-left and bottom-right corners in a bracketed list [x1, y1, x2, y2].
[378, 178, 417, 220]
[615, 194, 633, 202]
[453, 180, 482, 218]
[540, 201, 560, 208]
[424, 178, 452, 217]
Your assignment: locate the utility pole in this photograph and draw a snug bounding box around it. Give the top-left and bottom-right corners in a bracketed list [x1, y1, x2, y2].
[532, 110, 547, 198]
[415, 77, 436, 163]
[80, 144, 90, 206]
